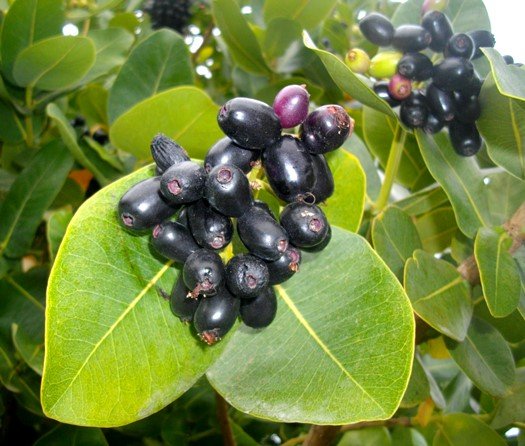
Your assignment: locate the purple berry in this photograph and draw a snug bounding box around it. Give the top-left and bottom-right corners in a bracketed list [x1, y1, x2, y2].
[272, 84, 310, 128]
[388, 73, 412, 100]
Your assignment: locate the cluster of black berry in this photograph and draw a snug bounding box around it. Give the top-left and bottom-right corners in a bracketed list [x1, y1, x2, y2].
[117, 85, 353, 345]
[350, 5, 506, 156]
[144, 0, 193, 33]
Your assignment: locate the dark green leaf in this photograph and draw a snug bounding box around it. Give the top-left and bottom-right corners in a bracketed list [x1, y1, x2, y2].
[434, 413, 505, 446]
[474, 299, 525, 344]
[400, 355, 430, 408]
[482, 48, 525, 101]
[76, 84, 108, 126]
[12, 323, 44, 375]
[0, 99, 24, 143]
[415, 207, 457, 253]
[34, 424, 108, 446]
[491, 380, 525, 429]
[446, 0, 490, 33]
[46, 207, 73, 263]
[443, 372, 472, 414]
[486, 171, 525, 225]
[391, 426, 428, 446]
[262, 19, 305, 73]
[391, 0, 424, 26]
[395, 185, 449, 217]
[264, 0, 337, 29]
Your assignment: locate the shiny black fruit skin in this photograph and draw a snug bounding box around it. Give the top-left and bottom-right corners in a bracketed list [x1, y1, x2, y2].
[280, 202, 329, 248]
[194, 287, 240, 345]
[454, 93, 481, 123]
[151, 221, 200, 264]
[237, 206, 289, 261]
[423, 113, 445, 134]
[252, 200, 276, 219]
[397, 52, 433, 81]
[468, 30, 495, 59]
[421, 10, 453, 52]
[302, 224, 332, 252]
[373, 81, 401, 107]
[262, 135, 315, 203]
[92, 129, 109, 145]
[432, 58, 474, 92]
[392, 25, 432, 52]
[426, 83, 456, 122]
[300, 105, 352, 154]
[150, 133, 190, 174]
[311, 154, 334, 203]
[503, 55, 514, 64]
[118, 177, 178, 231]
[217, 97, 282, 150]
[449, 120, 482, 156]
[160, 161, 207, 204]
[187, 200, 233, 250]
[400, 102, 428, 128]
[225, 254, 270, 298]
[205, 164, 253, 218]
[169, 276, 199, 323]
[461, 72, 483, 96]
[176, 206, 190, 229]
[405, 90, 427, 107]
[444, 33, 475, 59]
[266, 246, 301, 285]
[240, 287, 277, 329]
[358, 13, 394, 46]
[204, 136, 259, 174]
[183, 249, 225, 298]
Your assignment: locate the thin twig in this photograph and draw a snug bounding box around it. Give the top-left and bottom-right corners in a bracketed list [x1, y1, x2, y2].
[302, 425, 341, 446]
[215, 391, 236, 446]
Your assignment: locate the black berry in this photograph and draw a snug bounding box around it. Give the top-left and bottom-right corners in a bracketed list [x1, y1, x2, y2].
[187, 200, 233, 250]
[240, 287, 277, 329]
[183, 249, 225, 298]
[168, 276, 199, 323]
[151, 133, 190, 174]
[145, 0, 192, 33]
[392, 25, 432, 52]
[204, 136, 259, 174]
[280, 202, 329, 248]
[311, 154, 334, 203]
[449, 120, 482, 156]
[421, 10, 453, 52]
[454, 93, 481, 123]
[373, 81, 401, 107]
[151, 221, 200, 264]
[400, 102, 428, 128]
[444, 33, 475, 59]
[468, 30, 495, 59]
[266, 246, 301, 285]
[397, 52, 434, 81]
[426, 83, 456, 122]
[423, 113, 445, 134]
[225, 254, 270, 298]
[432, 57, 474, 92]
[358, 13, 395, 46]
[160, 161, 207, 204]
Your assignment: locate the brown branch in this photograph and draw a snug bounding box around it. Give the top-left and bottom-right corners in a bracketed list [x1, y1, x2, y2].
[340, 417, 412, 432]
[215, 392, 236, 446]
[302, 425, 341, 446]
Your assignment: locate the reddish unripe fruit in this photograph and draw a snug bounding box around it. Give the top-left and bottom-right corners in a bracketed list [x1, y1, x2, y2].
[388, 74, 412, 100]
[272, 84, 310, 128]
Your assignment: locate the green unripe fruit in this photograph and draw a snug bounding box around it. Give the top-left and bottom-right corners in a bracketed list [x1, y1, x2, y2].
[344, 48, 370, 74]
[369, 51, 403, 79]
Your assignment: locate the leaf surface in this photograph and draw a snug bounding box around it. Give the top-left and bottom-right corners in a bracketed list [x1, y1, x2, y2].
[263, 0, 338, 30]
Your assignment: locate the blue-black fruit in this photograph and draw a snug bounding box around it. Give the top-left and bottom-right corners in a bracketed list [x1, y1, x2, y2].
[204, 136, 259, 174]
[449, 120, 482, 156]
[151, 133, 190, 174]
[405, 90, 427, 107]
[503, 55, 514, 65]
[468, 30, 495, 59]
[311, 154, 334, 203]
[205, 164, 253, 217]
[217, 97, 282, 150]
[176, 206, 190, 229]
[426, 83, 456, 122]
[252, 199, 276, 219]
[397, 52, 434, 81]
[225, 254, 269, 298]
[160, 161, 207, 204]
[302, 224, 332, 252]
[183, 249, 225, 298]
[373, 81, 401, 107]
[432, 57, 474, 92]
[240, 287, 277, 329]
[237, 205, 289, 261]
[266, 246, 301, 285]
[146, 0, 192, 33]
[444, 33, 475, 59]
[358, 13, 395, 46]
[187, 200, 233, 250]
[460, 72, 483, 96]
[423, 113, 445, 134]
[400, 102, 428, 128]
[151, 221, 200, 264]
[194, 287, 240, 345]
[421, 10, 453, 52]
[280, 202, 329, 248]
[454, 92, 481, 123]
[118, 177, 177, 231]
[169, 276, 199, 323]
[262, 135, 315, 202]
[392, 25, 431, 52]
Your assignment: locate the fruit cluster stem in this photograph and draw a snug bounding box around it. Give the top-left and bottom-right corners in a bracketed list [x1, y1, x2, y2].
[215, 391, 236, 446]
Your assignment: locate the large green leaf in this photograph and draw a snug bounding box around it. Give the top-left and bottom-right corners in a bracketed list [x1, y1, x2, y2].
[363, 107, 433, 191]
[77, 84, 109, 127]
[34, 425, 108, 446]
[391, 0, 424, 26]
[110, 87, 223, 161]
[263, 0, 337, 30]
[434, 414, 505, 446]
[415, 207, 457, 253]
[46, 207, 73, 263]
[372, 206, 422, 280]
[0, 99, 25, 143]
[486, 171, 525, 225]
[324, 150, 365, 232]
[344, 134, 381, 201]
[491, 379, 525, 429]
[405, 250, 472, 341]
[445, 317, 515, 397]
[400, 355, 430, 408]
[108, 29, 193, 123]
[475, 227, 521, 318]
[212, 0, 270, 75]
[415, 131, 491, 238]
[0, 140, 73, 258]
[477, 73, 525, 180]
[13, 36, 96, 90]
[482, 48, 525, 101]
[0, 0, 64, 81]
[42, 165, 228, 427]
[262, 19, 306, 73]
[207, 228, 415, 424]
[338, 427, 391, 446]
[12, 323, 44, 375]
[395, 185, 449, 217]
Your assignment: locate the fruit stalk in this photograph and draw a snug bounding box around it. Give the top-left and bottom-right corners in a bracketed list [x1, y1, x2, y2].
[214, 391, 236, 446]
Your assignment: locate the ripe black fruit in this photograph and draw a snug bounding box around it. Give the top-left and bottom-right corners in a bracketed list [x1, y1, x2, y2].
[311, 154, 334, 203]
[392, 25, 432, 52]
[397, 52, 433, 81]
[240, 287, 277, 329]
[225, 254, 270, 298]
[421, 10, 453, 52]
[183, 249, 225, 298]
[432, 57, 474, 92]
[444, 33, 475, 59]
[405, 90, 427, 107]
[300, 105, 353, 154]
[426, 83, 456, 122]
[194, 287, 240, 345]
[358, 13, 395, 46]
[503, 55, 514, 65]
[252, 199, 276, 219]
[187, 200, 233, 250]
[454, 93, 481, 123]
[280, 202, 329, 248]
[151, 221, 200, 263]
[176, 206, 190, 229]
[160, 161, 206, 204]
[262, 135, 315, 202]
[468, 30, 495, 59]
[266, 246, 301, 285]
[146, 0, 191, 33]
[205, 164, 253, 217]
[237, 206, 288, 261]
[461, 73, 483, 96]
[302, 224, 332, 252]
[423, 113, 445, 134]
[151, 134, 190, 174]
[449, 120, 482, 156]
[217, 97, 282, 150]
[204, 136, 258, 174]
[373, 81, 401, 107]
[92, 129, 109, 145]
[400, 102, 428, 128]
[169, 276, 199, 323]
[118, 177, 177, 230]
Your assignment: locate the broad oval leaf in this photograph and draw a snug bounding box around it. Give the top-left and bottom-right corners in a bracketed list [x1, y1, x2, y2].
[110, 87, 223, 161]
[400, 355, 430, 408]
[263, 0, 337, 30]
[391, 0, 424, 26]
[34, 425, 108, 446]
[486, 171, 525, 226]
[445, 317, 515, 397]
[482, 48, 525, 101]
[12, 323, 44, 375]
[42, 165, 229, 427]
[395, 185, 449, 217]
[207, 228, 415, 424]
[46, 207, 73, 263]
[415, 207, 457, 253]
[415, 130, 491, 238]
[263, 19, 305, 74]
[108, 29, 193, 123]
[491, 381, 525, 429]
[434, 413, 505, 446]
[338, 427, 391, 446]
[475, 227, 521, 318]
[404, 250, 472, 341]
[344, 135, 381, 201]
[0, 99, 25, 143]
